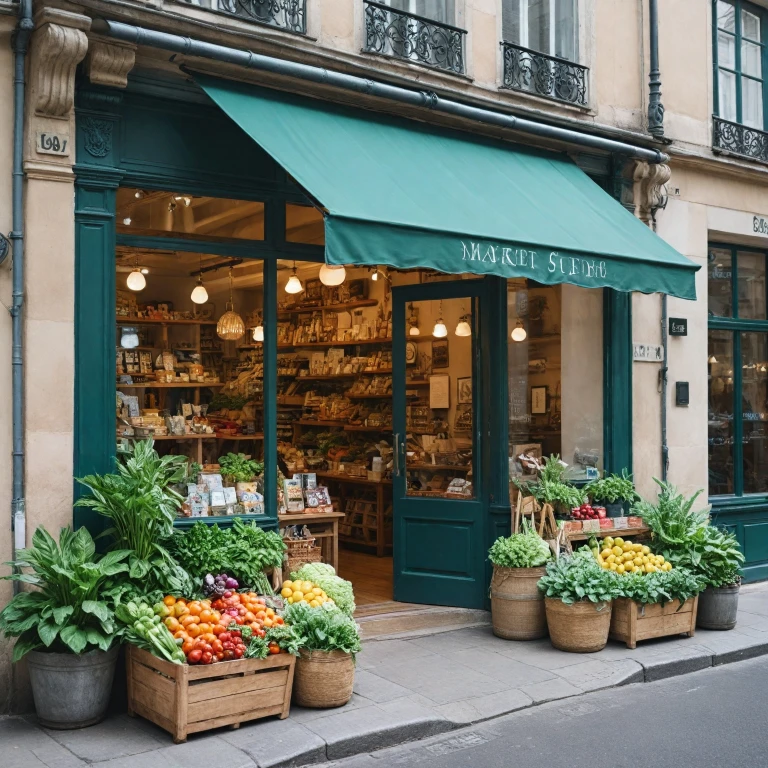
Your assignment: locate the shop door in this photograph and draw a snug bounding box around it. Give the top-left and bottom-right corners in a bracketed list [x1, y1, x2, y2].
[392, 280, 487, 609]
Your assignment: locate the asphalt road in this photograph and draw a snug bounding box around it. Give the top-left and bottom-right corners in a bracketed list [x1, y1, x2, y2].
[326, 655, 768, 768]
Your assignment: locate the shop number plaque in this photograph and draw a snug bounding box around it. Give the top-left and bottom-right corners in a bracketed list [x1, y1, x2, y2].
[669, 318, 687, 336]
[36, 132, 69, 156]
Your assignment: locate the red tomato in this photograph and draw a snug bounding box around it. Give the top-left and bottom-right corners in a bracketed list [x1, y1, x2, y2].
[212, 639, 223, 654]
[219, 632, 231, 643]
[257, 629, 265, 638]
[224, 649, 235, 660]
[187, 649, 202, 664]
[181, 639, 195, 655]
[234, 616, 244, 625]
[275, 616, 284, 625]
[201, 651, 213, 665]
[268, 644, 280, 655]
[233, 647, 244, 658]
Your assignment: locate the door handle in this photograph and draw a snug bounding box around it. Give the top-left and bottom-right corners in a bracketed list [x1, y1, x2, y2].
[393, 433, 401, 476]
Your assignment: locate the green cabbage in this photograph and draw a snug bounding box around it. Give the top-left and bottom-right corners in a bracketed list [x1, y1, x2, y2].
[292, 563, 356, 616]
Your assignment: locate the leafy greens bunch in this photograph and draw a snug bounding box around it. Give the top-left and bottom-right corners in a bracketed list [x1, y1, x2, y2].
[488, 522, 551, 569]
[291, 563, 356, 616]
[515, 455, 586, 511]
[586, 470, 639, 504]
[538, 548, 618, 606]
[283, 601, 362, 657]
[0, 526, 130, 660]
[616, 566, 704, 608]
[634, 479, 744, 587]
[74, 440, 194, 595]
[218, 453, 264, 483]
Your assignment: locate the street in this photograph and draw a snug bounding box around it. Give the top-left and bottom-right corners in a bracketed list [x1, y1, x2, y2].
[326, 655, 768, 768]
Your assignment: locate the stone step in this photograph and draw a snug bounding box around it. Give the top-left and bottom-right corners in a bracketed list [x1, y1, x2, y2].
[356, 602, 491, 640]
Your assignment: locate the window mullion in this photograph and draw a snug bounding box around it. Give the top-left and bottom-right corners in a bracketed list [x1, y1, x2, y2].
[734, 329, 744, 496]
[550, 0, 556, 56]
[736, 0, 744, 124]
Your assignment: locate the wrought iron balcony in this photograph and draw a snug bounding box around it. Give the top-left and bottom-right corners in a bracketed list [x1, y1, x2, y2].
[501, 42, 588, 107]
[713, 116, 768, 163]
[173, 0, 305, 34]
[363, 1, 465, 75]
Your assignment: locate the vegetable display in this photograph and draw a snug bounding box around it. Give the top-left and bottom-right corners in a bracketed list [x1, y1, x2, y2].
[202, 573, 239, 597]
[538, 548, 618, 606]
[283, 602, 362, 657]
[281, 579, 333, 607]
[115, 600, 185, 664]
[571, 503, 606, 521]
[0, 526, 130, 660]
[488, 523, 551, 569]
[218, 452, 264, 483]
[594, 536, 673, 575]
[586, 470, 639, 504]
[290, 563, 356, 616]
[616, 567, 704, 608]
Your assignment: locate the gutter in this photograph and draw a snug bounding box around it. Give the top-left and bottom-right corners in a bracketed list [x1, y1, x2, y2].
[92, 18, 669, 165]
[10, 0, 33, 590]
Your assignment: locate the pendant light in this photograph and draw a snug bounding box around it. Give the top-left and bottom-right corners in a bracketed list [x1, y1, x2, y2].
[371, 266, 380, 282]
[217, 267, 245, 341]
[126, 254, 146, 291]
[432, 301, 448, 338]
[455, 315, 472, 337]
[319, 263, 346, 286]
[511, 319, 527, 342]
[190, 254, 208, 305]
[408, 303, 420, 336]
[252, 313, 264, 342]
[708, 355, 718, 364]
[285, 262, 303, 294]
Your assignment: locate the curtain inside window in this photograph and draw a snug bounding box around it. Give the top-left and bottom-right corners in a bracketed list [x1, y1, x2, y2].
[501, 0, 578, 61]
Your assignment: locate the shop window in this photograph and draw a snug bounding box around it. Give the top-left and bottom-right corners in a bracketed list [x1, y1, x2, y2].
[502, 0, 579, 62]
[116, 188, 265, 242]
[708, 243, 768, 498]
[507, 279, 603, 493]
[285, 203, 325, 245]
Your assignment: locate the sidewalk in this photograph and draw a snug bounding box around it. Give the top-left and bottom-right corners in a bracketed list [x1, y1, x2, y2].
[5, 583, 768, 768]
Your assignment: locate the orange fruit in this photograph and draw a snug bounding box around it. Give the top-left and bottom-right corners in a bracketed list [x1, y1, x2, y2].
[163, 595, 177, 607]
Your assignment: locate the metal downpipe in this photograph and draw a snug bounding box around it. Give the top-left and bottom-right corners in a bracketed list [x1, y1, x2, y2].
[11, 0, 32, 589]
[91, 19, 669, 165]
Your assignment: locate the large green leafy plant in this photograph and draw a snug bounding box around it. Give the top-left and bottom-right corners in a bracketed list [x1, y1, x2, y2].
[616, 567, 704, 608]
[488, 522, 551, 569]
[538, 548, 618, 606]
[0, 527, 130, 660]
[634, 479, 744, 587]
[586, 470, 639, 504]
[74, 440, 193, 594]
[284, 602, 362, 657]
[515, 455, 586, 511]
[218, 453, 264, 483]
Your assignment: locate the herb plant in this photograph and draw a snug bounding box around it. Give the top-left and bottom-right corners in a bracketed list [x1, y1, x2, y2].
[488, 522, 551, 569]
[0, 526, 130, 660]
[616, 566, 704, 608]
[218, 453, 264, 483]
[291, 563, 356, 616]
[538, 548, 618, 606]
[283, 602, 362, 657]
[586, 470, 639, 504]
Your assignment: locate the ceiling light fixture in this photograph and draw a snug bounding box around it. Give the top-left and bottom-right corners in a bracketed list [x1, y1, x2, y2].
[408, 303, 420, 336]
[134, 190, 144, 199]
[319, 263, 347, 286]
[122, 217, 132, 226]
[217, 267, 245, 341]
[708, 355, 718, 364]
[432, 301, 448, 338]
[455, 315, 472, 337]
[510, 319, 527, 342]
[126, 254, 146, 291]
[140, 268, 149, 275]
[252, 323, 264, 342]
[371, 267, 379, 282]
[190, 254, 208, 305]
[285, 262, 303, 294]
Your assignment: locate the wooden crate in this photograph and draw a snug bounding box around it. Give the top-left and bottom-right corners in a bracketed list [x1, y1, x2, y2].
[609, 596, 698, 649]
[126, 645, 295, 743]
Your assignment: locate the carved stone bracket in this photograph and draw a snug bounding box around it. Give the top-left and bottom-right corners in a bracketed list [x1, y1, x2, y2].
[30, 9, 90, 118]
[633, 161, 671, 225]
[84, 36, 136, 89]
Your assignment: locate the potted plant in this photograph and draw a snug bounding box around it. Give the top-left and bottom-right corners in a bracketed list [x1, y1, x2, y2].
[284, 602, 361, 708]
[586, 469, 639, 517]
[520, 455, 586, 518]
[633, 479, 745, 630]
[218, 452, 265, 502]
[488, 521, 552, 639]
[538, 549, 618, 652]
[0, 526, 130, 728]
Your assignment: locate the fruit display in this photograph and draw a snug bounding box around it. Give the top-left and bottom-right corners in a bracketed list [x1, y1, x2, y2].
[593, 536, 673, 575]
[116, 600, 186, 664]
[571, 503, 607, 521]
[202, 573, 239, 597]
[280, 580, 334, 607]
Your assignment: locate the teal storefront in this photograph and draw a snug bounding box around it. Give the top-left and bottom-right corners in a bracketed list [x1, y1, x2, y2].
[73, 69, 699, 608]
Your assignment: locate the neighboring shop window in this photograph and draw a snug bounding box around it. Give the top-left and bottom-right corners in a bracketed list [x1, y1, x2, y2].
[507, 279, 603, 491]
[714, 0, 766, 129]
[708, 244, 768, 497]
[502, 0, 579, 62]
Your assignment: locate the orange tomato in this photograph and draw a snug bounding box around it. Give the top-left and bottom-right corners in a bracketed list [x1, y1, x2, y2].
[212, 639, 223, 654]
[201, 599, 211, 609]
[164, 617, 181, 633]
[180, 615, 200, 627]
[266, 608, 275, 618]
[187, 624, 201, 638]
[182, 639, 195, 655]
[249, 621, 260, 632]
[255, 611, 266, 621]
[244, 612, 256, 623]
[174, 603, 189, 618]
[187, 602, 202, 617]
[263, 618, 274, 628]
[275, 616, 284, 625]
[173, 629, 188, 641]
[163, 595, 177, 607]
[212, 611, 221, 622]
[212, 624, 225, 636]
[197, 623, 212, 635]
[202, 633, 216, 644]
[199, 609, 213, 623]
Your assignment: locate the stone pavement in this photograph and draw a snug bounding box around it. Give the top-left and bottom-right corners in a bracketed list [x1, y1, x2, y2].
[4, 582, 768, 768]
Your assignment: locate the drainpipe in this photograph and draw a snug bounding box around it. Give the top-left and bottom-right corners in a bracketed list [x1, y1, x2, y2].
[91, 19, 669, 165]
[647, 0, 665, 138]
[10, 0, 33, 591]
[660, 294, 668, 480]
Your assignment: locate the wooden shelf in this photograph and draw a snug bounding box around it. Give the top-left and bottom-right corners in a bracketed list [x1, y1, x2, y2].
[117, 318, 217, 326]
[118, 432, 264, 441]
[316, 471, 391, 486]
[116, 382, 225, 389]
[279, 338, 391, 349]
[360, 368, 392, 375]
[566, 525, 650, 542]
[406, 379, 430, 386]
[278, 299, 378, 317]
[347, 393, 392, 399]
[299, 374, 356, 381]
[117, 346, 156, 351]
[407, 464, 471, 471]
[238, 344, 263, 350]
[344, 424, 392, 433]
[216, 433, 264, 440]
[296, 419, 348, 427]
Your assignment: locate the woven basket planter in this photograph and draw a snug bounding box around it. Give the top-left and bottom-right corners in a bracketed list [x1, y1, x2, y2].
[293, 649, 354, 708]
[544, 597, 612, 653]
[490, 565, 548, 640]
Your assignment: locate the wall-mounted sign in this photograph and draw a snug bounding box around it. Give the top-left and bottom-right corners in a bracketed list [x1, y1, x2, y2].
[36, 132, 69, 156]
[633, 343, 663, 362]
[669, 318, 687, 336]
[676, 382, 690, 406]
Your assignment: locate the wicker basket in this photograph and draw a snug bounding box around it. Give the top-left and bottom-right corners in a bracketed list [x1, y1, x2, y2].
[490, 566, 548, 640]
[284, 537, 323, 576]
[293, 649, 354, 708]
[544, 597, 612, 653]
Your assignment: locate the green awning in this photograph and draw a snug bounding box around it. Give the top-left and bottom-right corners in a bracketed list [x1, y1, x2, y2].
[198, 76, 698, 299]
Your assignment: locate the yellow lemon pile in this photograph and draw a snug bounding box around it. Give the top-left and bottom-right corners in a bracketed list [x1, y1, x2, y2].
[594, 536, 673, 575]
[280, 580, 334, 608]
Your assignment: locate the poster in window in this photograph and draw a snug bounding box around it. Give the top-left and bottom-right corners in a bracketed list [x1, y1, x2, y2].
[432, 339, 449, 368]
[457, 376, 472, 404]
[531, 386, 547, 414]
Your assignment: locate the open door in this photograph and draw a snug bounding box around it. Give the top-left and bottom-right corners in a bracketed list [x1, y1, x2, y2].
[392, 280, 487, 608]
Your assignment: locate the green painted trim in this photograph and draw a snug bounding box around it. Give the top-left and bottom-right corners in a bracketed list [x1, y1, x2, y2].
[603, 289, 633, 473]
[487, 276, 509, 507]
[262, 257, 278, 522]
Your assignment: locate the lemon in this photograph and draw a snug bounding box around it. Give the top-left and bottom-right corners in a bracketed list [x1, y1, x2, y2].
[606, 554, 616, 564]
[600, 561, 610, 569]
[642, 556, 649, 564]
[283, 580, 293, 590]
[616, 563, 625, 574]
[292, 590, 304, 601]
[287, 597, 294, 604]
[644, 563, 655, 573]
[612, 546, 623, 556]
[633, 543, 643, 553]
[613, 537, 624, 546]
[601, 548, 612, 558]
[663, 562, 672, 571]
[657, 555, 665, 565]
[312, 587, 323, 596]
[302, 581, 314, 594]
[641, 545, 651, 555]
[280, 587, 292, 599]
[309, 599, 320, 607]
[605, 537, 614, 547]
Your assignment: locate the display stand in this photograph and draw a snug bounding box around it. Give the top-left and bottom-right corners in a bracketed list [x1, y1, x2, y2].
[279, 510, 343, 571]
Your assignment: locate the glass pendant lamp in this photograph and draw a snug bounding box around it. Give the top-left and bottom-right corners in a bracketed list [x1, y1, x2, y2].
[190, 254, 208, 304]
[319, 263, 346, 286]
[217, 267, 245, 341]
[285, 262, 303, 294]
[511, 319, 527, 342]
[432, 301, 448, 338]
[126, 254, 146, 291]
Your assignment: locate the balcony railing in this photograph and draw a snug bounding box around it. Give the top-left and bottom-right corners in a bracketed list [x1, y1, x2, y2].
[363, 1, 465, 75]
[713, 116, 768, 163]
[501, 42, 588, 107]
[174, 0, 305, 34]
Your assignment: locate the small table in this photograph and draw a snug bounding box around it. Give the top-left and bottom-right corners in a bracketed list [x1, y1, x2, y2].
[278, 511, 344, 571]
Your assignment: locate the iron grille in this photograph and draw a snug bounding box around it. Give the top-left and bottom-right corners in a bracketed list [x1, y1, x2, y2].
[501, 42, 588, 107]
[713, 116, 768, 163]
[174, 0, 306, 34]
[363, 1, 466, 75]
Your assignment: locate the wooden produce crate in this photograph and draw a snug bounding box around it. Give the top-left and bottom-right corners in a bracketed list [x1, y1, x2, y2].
[126, 645, 295, 743]
[609, 596, 698, 649]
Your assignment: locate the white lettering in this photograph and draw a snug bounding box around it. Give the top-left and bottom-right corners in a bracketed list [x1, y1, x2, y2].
[502, 248, 515, 266]
[548, 253, 557, 273]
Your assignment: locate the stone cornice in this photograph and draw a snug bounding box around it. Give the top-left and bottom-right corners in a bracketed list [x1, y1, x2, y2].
[84, 34, 136, 88]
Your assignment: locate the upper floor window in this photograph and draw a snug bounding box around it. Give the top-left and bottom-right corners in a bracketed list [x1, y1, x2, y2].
[386, 0, 454, 24]
[502, 0, 579, 62]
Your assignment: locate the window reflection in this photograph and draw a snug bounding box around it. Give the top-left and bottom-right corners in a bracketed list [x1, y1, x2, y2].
[708, 330, 734, 495]
[741, 333, 768, 493]
[708, 248, 733, 317]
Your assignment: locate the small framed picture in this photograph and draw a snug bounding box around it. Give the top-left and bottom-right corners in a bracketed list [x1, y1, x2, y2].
[405, 340, 417, 365]
[432, 339, 449, 368]
[457, 376, 472, 404]
[531, 386, 547, 414]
